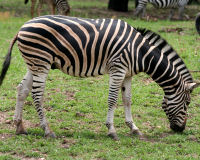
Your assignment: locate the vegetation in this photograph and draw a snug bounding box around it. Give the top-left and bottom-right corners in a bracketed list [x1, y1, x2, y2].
[0, 0, 200, 159]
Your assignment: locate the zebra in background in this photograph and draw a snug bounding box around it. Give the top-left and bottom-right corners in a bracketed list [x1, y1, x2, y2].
[134, 0, 192, 20]
[24, 0, 70, 18]
[195, 13, 200, 34]
[0, 16, 199, 140]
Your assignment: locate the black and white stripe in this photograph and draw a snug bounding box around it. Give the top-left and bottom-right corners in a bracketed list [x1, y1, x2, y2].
[0, 15, 199, 139]
[134, 0, 192, 19]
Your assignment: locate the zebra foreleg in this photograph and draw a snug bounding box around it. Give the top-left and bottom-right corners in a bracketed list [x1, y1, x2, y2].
[14, 71, 33, 135]
[106, 69, 126, 140]
[31, 72, 56, 138]
[121, 77, 143, 137]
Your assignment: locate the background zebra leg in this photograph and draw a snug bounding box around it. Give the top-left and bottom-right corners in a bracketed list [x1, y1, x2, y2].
[178, 6, 184, 20]
[31, 0, 37, 18]
[32, 72, 56, 138]
[37, 0, 44, 17]
[168, 9, 175, 20]
[121, 77, 143, 137]
[47, 0, 56, 15]
[106, 70, 126, 140]
[141, 7, 146, 17]
[14, 71, 33, 135]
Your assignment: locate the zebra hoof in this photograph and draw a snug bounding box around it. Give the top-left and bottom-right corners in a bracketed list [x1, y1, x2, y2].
[15, 120, 28, 135]
[16, 129, 28, 135]
[45, 132, 57, 138]
[130, 129, 144, 139]
[108, 132, 119, 141]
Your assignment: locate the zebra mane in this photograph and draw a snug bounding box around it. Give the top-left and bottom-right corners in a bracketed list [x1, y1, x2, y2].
[135, 27, 193, 83]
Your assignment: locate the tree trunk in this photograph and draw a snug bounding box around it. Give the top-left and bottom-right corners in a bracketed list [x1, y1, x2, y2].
[108, 0, 129, 12]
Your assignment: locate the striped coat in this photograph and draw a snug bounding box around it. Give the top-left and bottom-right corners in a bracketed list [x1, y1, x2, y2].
[0, 16, 199, 139]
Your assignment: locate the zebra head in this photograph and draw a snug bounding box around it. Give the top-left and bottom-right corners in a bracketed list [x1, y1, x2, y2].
[162, 82, 200, 132]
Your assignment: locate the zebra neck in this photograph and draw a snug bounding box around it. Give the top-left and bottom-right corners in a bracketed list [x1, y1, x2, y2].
[137, 43, 182, 95]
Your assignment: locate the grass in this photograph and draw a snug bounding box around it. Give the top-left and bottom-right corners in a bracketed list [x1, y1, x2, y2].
[0, 0, 200, 159]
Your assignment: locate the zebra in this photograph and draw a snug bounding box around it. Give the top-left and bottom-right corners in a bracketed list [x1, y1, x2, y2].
[195, 12, 200, 35]
[24, 0, 70, 18]
[134, 0, 192, 20]
[0, 15, 199, 140]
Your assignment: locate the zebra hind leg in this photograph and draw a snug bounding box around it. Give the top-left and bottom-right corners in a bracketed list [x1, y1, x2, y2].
[178, 6, 185, 20]
[14, 71, 33, 135]
[168, 9, 175, 20]
[121, 77, 143, 138]
[31, 71, 56, 138]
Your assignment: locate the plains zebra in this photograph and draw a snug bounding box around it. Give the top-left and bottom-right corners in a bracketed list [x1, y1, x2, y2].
[24, 0, 70, 18]
[0, 16, 199, 140]
[195, 13, 200, 34]
[134, 0, 192, 20]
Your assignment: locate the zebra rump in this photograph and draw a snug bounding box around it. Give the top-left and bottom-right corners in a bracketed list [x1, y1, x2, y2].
[0, 16, 199, 139]
[195, 13, 200, 35]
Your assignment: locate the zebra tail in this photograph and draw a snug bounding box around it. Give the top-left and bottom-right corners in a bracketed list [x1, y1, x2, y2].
[195, 13, 200, 35]
[24, 0, 29, 4]
[0, 34, 18, 86]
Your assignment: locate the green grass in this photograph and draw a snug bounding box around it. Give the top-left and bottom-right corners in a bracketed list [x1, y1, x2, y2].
[0, 0, 200, 159]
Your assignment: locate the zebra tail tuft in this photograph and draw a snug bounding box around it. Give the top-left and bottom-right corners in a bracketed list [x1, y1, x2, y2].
[24, 0, 29, 4]
[0, 34, 18, 86]
[195, 13, 200, 35]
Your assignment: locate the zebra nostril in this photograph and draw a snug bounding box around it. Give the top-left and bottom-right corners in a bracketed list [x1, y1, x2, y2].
[170, 123, 186, 132]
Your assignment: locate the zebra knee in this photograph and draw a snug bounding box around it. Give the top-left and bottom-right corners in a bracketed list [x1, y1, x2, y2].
[17, 84, 30, 101]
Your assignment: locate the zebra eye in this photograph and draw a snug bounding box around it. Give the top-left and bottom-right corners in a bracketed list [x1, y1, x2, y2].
[186, 101, 190, 106]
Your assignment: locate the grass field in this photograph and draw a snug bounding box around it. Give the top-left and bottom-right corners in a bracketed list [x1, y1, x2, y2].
[0, 0, 200, 159]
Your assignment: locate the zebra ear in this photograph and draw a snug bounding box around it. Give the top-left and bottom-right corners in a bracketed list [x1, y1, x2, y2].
[185, 82, 200, 91]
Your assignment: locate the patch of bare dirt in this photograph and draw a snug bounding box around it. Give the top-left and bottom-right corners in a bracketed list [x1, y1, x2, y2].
[142, 78, 154, 85]
[140, 131, 174, 143]
[61, 138, 76, 149]
[0, 152, 43, 160]
[187, 135, 200, 143]
[65, 90, 75, 101]
[0, 111, 39, 137]
[158, 27, 184, 34]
